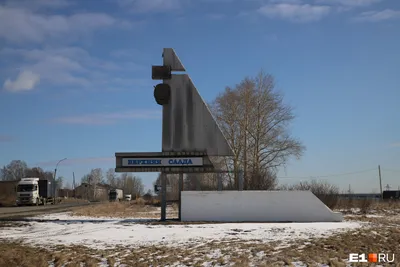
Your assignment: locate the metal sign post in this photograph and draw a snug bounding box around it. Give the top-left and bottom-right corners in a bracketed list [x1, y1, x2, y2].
[178, 173, 183, 221]
[161, 172, 167, 221]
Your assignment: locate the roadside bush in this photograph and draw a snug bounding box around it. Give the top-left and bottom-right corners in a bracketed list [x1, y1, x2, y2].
[277, 180, 340, 209]
[135, 198, 145, 205]
[152, 199, 161, 207]
[336, 189, 354, 211]
[359, 198, 373, 214]
[0, 196, 16, 207]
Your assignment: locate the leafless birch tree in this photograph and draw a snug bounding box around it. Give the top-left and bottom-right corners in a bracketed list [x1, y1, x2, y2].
[210, 71, 305, 190]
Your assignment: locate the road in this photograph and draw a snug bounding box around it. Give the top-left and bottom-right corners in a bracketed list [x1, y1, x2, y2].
[0, 202, 97, 219]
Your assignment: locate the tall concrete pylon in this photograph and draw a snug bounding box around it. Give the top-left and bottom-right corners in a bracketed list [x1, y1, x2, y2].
[161, 48, 234, 157]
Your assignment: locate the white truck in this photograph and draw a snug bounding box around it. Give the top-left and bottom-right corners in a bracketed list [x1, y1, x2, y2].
[124, 194, 132, 201]
[16, 178, 57, 206]
[108, 189, 123, 202]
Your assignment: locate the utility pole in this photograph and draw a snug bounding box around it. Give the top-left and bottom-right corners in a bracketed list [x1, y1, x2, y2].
[378, 165, 383, 199]
[54, 158, 67, 198]
[72, 172, 76, 198]
[72, 172, 76, 190]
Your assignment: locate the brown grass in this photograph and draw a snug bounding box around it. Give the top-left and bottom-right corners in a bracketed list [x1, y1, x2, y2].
[134, 197, 145, 205]
[0, 241, 104, 267]
[0, 196, 16, 207]
[71, 201, 157, 217]
[337, 198, 400, 215]
[59, 198, 90, 204]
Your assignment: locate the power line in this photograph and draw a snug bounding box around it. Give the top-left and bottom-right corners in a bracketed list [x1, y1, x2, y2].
[382, 168, 400, 173]
[277, 168, 377, 179]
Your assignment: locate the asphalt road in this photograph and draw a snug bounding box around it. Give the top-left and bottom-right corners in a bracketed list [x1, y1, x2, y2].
[0, 202, 96, 219]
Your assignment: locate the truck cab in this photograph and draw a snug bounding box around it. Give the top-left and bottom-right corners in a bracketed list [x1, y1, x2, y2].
[16, 178, 40, 205]
[16, 177, 56, 206]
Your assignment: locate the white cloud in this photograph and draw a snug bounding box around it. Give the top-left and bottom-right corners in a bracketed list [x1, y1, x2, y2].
[206, 13, 227, 20]
[269, 0, 302, 3]
[3, 0, 72, 10]
[116, 0, 184, 13]
[315, 0, 382, 7]
[1, 47, 147, 90]
[3, 70, 40, 92]
[258, 3, 331, 22]
[0, 5, 132, 44]
[354, 9, 400, 22]
[36, 157, 115, 167]
[52, 110, 162, 125]
[390, 142, 400, 148]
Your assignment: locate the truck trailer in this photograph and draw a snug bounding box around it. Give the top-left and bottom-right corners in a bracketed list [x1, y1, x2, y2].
[16, 178, 57, 206]
[109, 189, 123, 202]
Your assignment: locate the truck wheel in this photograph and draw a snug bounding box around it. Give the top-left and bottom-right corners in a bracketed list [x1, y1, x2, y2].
[36, 198, 39, 206]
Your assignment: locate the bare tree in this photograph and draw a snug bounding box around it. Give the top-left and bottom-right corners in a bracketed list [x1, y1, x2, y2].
[55, 176, 64, 190]
[64, 182, 72, 190]
[81, 174, 90, 184]
[25, 167, 53, 181]
[0, 160, 28, 180]
[119, 173, 145, 197]
[80, 169, 104, 200]
[210, 71, 305, 190]
[277, 180, 339, 209]
[154, 173, 179, 200]
[106, 168, 117, 188]
[89, 168, 104, 185]
[90, 168, 104, 199]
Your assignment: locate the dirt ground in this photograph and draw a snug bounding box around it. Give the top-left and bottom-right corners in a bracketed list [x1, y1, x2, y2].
[70, 201, 169, 218]
[1, 201, 399, 266]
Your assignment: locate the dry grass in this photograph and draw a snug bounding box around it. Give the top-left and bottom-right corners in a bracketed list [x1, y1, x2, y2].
[0, 241, 107, 267]
[71, 201, 158, 218]
[0, 196, 16, 207]
[134, 197, 146, 205]
[59, 198, 90, 204]
[337, 199, 400, 215]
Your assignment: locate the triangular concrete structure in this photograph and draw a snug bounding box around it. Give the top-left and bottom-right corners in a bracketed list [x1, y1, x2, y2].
[161, 48, 234, 157]
[163, 48, 186, 71]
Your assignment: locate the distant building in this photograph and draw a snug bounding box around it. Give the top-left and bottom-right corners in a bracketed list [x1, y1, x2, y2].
[0, 180, 19, 206]
[58, 188, 74, 198]
[142, 192, 153, 202]
[74, 183, 111, 201]
[383, 190, 400, 200]
[339, 193, 381, 200]
[339, 192, 400, 201]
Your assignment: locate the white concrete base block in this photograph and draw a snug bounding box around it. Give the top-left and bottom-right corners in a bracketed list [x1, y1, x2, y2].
[181, 191, 343, 222]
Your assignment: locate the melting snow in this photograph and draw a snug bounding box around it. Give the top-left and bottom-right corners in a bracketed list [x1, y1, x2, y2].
[0, 212, 364, 249]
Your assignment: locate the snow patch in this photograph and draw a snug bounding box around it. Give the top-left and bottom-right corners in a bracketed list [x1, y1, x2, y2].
[0, 212, 364, 250]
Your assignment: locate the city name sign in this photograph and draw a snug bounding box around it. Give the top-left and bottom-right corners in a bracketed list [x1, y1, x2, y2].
[121, 157, 203, 167]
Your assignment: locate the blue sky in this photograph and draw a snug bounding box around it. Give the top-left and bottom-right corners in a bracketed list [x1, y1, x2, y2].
[0, 0, 399, 193]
